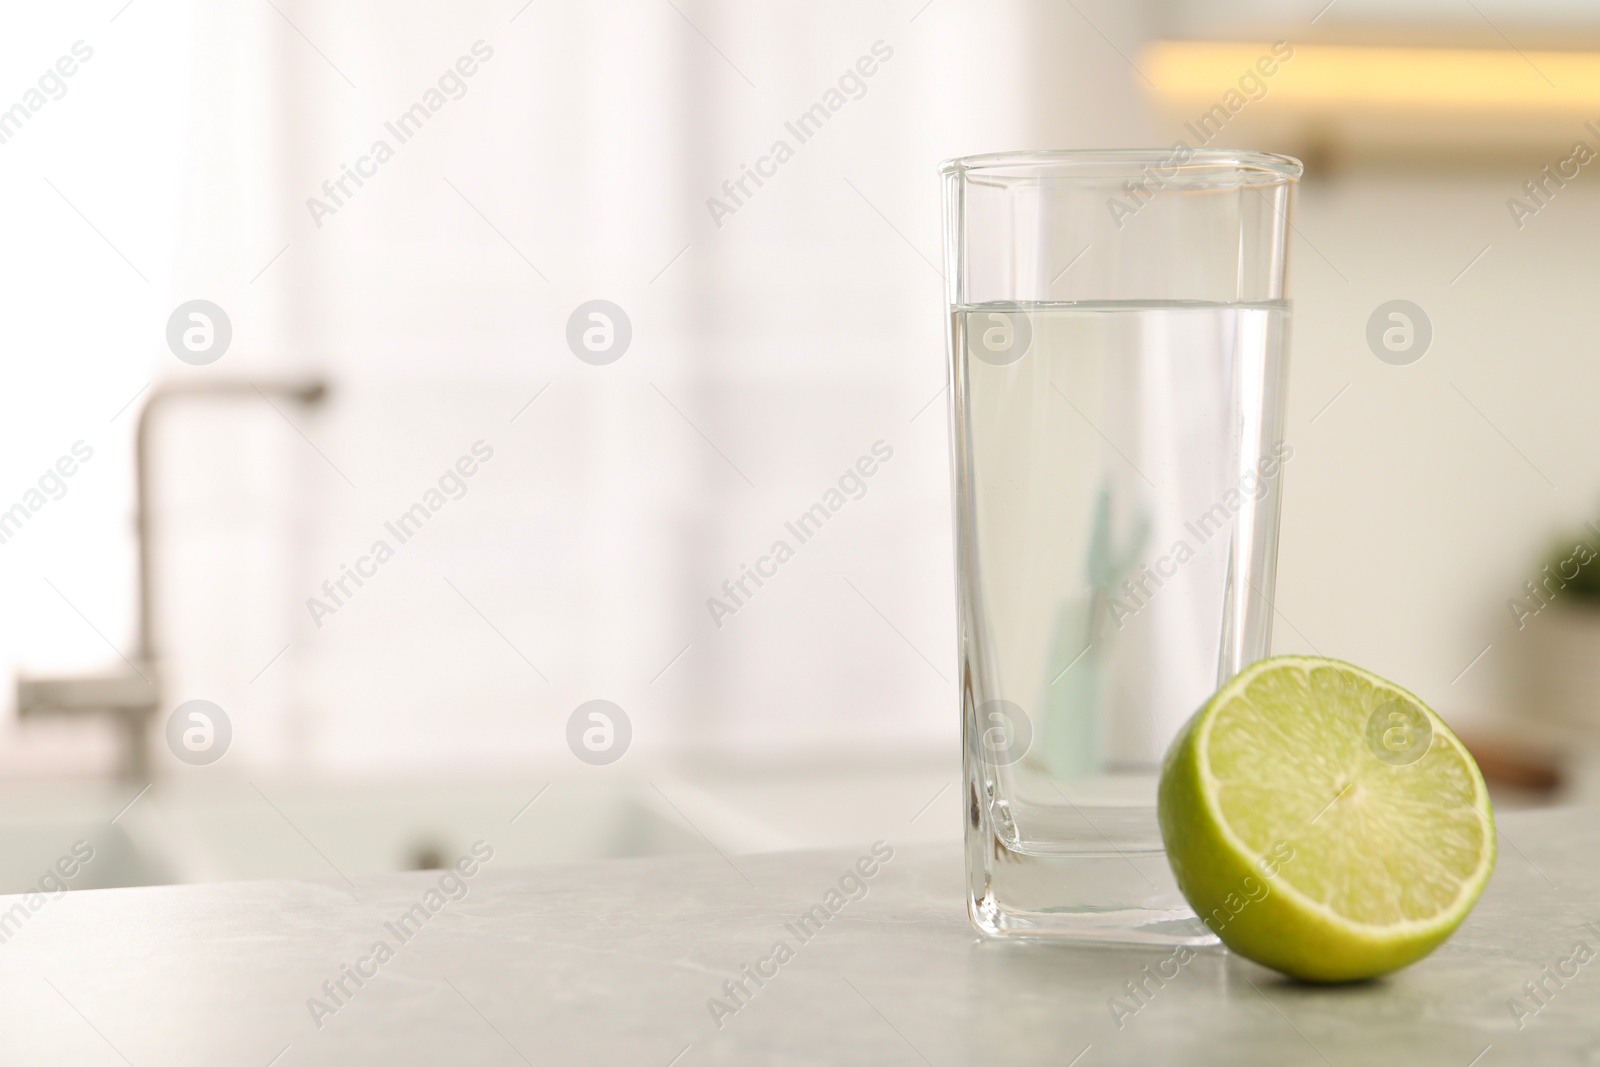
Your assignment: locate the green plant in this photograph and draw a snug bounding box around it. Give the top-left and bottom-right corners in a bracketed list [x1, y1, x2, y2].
[1542, 536, 1600, 605]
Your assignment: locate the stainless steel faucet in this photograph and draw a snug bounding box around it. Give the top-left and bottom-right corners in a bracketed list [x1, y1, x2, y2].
[16, 379, 329, 781]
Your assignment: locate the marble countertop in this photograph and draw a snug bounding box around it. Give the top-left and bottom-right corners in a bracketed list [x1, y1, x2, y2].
[1, 806, 1595, 1065]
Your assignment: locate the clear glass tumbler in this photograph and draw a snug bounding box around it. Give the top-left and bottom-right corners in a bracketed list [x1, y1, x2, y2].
[942, 149, 1301, 943]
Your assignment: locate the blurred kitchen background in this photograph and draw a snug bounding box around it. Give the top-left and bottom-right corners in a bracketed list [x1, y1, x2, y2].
[2, 0, 1599, 891]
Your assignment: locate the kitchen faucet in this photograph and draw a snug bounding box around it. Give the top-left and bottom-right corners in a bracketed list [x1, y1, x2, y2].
[16, 378, 329, 782]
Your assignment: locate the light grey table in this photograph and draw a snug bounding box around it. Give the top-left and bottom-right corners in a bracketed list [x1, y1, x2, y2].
[1, 807, 1594, 1065]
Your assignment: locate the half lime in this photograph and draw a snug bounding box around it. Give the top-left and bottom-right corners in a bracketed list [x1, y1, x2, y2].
[1158, 655, 1495, 981]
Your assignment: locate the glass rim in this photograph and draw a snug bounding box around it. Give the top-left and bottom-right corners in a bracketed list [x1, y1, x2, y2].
[939, 148, 1302, 186]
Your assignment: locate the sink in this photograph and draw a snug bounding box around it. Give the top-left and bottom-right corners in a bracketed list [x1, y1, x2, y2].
[0, 777, 719, 894]
[0, 818, 173, 895]
[0, 759, 960, 895]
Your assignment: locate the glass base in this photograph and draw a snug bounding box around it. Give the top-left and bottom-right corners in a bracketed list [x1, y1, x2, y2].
[967, 809, 1220, 947]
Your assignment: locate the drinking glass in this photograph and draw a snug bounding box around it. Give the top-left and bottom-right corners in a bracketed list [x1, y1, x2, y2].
[942, 149, 1301, 943]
